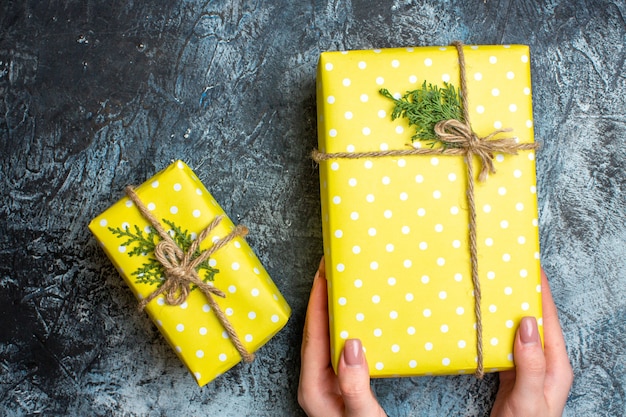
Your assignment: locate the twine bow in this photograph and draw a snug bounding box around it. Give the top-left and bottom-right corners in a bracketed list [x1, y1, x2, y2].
[312, 41, 538, 378]
[126, 185, 255, 363]
[433, 119, 529, 182]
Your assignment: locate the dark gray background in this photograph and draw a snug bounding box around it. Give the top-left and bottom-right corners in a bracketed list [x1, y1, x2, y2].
[1, 1, 624, 416]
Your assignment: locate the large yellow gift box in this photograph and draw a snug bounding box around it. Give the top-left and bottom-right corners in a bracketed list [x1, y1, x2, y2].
[316, 44, 543, 377]
[89, 160, 291, 386]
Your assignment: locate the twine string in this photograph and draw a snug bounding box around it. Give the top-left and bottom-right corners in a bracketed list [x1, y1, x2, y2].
[312, 41, 538, 378]
[454, 39, 484, 379]
[125, 185, 255, 363]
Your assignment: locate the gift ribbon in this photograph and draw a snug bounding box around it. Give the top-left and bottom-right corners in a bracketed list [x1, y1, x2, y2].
[312, 41, 539, 378]
[125, 185, 255, 363]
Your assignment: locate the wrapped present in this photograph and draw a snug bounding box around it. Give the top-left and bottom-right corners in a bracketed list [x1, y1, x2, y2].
[89, 160, 291, 386]
[314, 43, 542, 377]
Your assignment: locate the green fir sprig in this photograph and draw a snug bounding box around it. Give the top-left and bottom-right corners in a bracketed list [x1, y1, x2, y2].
[380, 81, 464, 148]
[108, 220, 219, 287]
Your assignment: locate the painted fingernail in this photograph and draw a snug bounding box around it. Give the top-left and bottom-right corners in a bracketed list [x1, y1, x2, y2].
[520, 316, 539, 345]
[344, 339, 363, 366]
[317, 257, 326, 277]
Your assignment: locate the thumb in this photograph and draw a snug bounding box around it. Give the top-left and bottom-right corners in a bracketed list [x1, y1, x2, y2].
[337, 339, 382, 417]
[512, 317, 547, 401]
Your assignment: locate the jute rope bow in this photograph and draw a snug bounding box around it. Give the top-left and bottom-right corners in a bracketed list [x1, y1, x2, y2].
[125, 186, 255, 363]
[312, 41, 538, 378]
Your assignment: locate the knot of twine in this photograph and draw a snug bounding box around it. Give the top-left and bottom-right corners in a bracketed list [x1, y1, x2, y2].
[433, 119, 534, 182]
[313, 41, 538, 378]
[126, 186, 255, 363]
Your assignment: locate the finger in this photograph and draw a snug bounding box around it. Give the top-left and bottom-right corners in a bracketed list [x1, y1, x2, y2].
[337, 339, 384, 417]
[299, 258, 337, 414]
[539, 269, 574, 405]
[511, 316, 547, 402]
[496, 367, 516, 390]
[300, 258, 331, 377]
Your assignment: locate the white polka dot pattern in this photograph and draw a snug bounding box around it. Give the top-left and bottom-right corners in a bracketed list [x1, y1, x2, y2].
[88, 160, 291, 387]
[317, 45, 542, 377]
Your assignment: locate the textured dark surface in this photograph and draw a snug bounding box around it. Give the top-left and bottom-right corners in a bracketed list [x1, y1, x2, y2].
[1, 1, 625, 416]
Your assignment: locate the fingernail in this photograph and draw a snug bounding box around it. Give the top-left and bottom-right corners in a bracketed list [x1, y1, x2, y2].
[317, 257, 326, 278]
[344, 339, 363, 366]
[520, 316, 539, 345]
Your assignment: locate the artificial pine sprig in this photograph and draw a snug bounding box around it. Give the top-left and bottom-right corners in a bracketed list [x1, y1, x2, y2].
[108, 220, 219, 287]
[380, 81, 464, 148]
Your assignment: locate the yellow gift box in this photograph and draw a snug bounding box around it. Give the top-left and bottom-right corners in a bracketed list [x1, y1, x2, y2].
[316, 44, 543, 377]
[89, 160, 291, 386]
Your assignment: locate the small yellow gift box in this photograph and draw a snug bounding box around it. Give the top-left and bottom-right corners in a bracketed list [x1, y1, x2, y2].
[316, 44, 543, 377]
[89, 160, 291, 386]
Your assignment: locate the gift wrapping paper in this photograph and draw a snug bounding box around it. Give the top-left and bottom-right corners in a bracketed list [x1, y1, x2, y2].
[316, 45, 543, 377]
[89, 160, 291, 386]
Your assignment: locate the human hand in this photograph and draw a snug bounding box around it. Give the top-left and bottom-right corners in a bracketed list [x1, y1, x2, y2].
[491, 269, 573, 417]
[298, 258, 387, 417]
